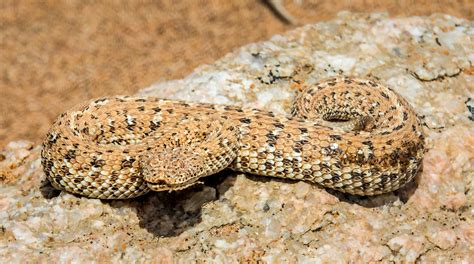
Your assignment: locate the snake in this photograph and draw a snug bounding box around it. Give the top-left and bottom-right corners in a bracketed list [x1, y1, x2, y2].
[41, 77, 425, 199]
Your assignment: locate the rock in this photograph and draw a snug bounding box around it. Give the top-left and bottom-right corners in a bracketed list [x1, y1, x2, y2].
[387, 234, 427, 263]
[1, 12, 473, 262]
[426, 222, 457, 250]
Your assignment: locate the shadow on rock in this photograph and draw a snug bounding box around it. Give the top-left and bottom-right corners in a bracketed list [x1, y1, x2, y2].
[116, 170, 233, 237]
[39, 178, 62, 199]
[132, 186, 210, 237]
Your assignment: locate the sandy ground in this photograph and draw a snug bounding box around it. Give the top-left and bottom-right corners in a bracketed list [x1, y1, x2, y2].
[1, 0, 472, 147]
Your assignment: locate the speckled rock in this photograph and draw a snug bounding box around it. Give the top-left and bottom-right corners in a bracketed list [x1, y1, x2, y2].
[1, 12, 473, 263]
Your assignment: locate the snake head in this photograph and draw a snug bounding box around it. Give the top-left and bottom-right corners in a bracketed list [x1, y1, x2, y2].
[141, 147, 205, 192]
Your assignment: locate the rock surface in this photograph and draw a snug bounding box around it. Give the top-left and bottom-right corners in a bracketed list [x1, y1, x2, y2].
[1, 12, 473, 262]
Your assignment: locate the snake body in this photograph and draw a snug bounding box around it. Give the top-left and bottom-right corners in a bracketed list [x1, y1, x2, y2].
[41, 77, 425, 199]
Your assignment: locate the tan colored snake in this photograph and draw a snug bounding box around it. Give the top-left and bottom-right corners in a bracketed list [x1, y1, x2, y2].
[41, 77, 425, 199]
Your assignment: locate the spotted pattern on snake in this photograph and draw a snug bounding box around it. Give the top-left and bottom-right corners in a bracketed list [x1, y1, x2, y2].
[41, 77, 425, 199]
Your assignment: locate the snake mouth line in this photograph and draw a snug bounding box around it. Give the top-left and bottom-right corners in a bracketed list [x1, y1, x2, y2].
[146, 180, 174, 191]
[146, 180, 201, 192]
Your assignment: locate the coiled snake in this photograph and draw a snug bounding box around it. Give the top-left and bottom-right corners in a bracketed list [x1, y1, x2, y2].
[41, 77, 425, 199]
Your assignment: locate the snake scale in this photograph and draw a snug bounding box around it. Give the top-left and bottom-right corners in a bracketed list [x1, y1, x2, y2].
[41, 77, 425, 199]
